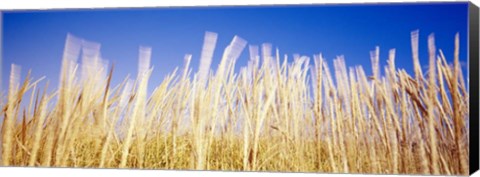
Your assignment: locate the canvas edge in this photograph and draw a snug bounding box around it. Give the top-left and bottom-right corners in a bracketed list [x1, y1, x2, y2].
[469, 1, 479, 175]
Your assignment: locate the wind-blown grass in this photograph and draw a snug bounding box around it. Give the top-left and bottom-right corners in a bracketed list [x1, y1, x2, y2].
[0, 30, 469, 175]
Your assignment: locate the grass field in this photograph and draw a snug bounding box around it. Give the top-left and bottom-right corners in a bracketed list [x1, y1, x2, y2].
[0, 30, 469, 175]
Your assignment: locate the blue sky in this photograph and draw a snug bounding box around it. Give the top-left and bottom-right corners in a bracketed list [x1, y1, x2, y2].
[2, 2, 469, 93]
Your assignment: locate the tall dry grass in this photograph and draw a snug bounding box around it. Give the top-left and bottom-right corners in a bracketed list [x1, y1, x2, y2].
[0, 30, 469, 175]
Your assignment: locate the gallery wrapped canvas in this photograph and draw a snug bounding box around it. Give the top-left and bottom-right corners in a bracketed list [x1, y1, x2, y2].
[0, 1, 478, 176]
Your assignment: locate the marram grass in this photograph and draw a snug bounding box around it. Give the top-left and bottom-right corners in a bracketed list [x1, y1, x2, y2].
[0, 30, 469, 175]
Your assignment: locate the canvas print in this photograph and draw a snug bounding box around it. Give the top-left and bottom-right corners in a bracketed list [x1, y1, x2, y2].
[0, 2, 477, 176]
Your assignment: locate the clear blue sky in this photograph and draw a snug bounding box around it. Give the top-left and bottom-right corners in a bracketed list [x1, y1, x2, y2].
[2, 2, 469, 93]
